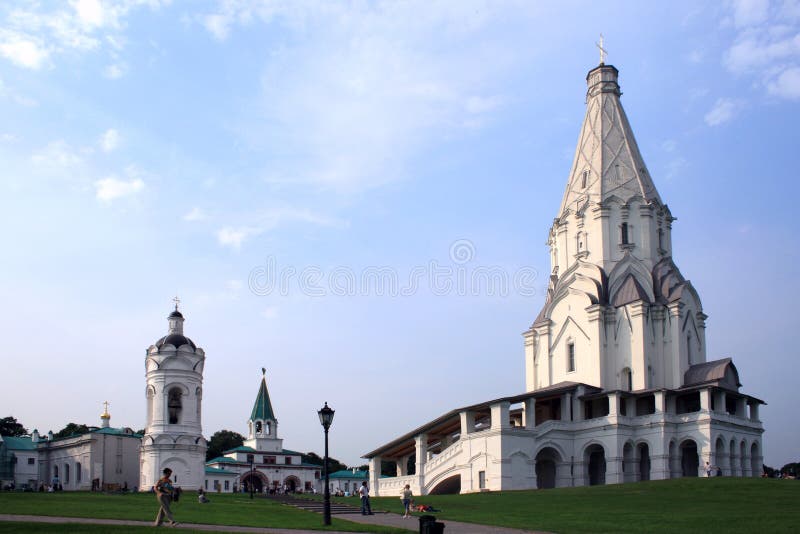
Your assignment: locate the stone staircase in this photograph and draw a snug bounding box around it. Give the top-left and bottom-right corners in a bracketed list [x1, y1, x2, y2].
[266, 494, 387, 515]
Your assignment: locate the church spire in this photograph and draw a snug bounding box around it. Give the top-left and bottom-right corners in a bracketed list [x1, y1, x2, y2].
[250, 368, 276, 422]
[557, 63, 662, 218]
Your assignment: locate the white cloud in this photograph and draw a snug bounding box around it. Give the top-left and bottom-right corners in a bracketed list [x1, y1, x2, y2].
[200, 1, 539, 193]
[100, 128, 120, 152]
[0, 31, 49, 69]
[183, 207, 206, 222]
[31, 140, 83, 167]
[104, 62, 127, 79]
[0, 1, 166, 70]
[767, 65, 800, 98]
[94, 175, 144, 201]
[216, 226, 259, 250]
[203, 14, 231, 41]
[661, 139, 677, 152]
[732, 0, 770, 28]
[261, 306, 279, 320]
[215, 207, 346, 249]
[704, 98, 742, 126]
[721, 1, 800, 100]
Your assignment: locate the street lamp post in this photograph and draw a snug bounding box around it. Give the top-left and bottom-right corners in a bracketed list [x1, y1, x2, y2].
[317, 402, 335, 526]
[249, 456, 254, 500]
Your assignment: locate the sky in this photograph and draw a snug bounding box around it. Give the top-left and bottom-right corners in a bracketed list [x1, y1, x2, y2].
[0, 0, 798, 469]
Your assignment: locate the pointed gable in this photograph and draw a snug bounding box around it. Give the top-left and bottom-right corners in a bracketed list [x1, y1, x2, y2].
[612, 273, 650, 307]
[558, 64, 662, 217]
[250, 375, 276, 421]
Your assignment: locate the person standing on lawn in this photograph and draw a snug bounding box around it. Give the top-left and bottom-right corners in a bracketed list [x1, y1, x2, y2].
[358, 481, 373, 515]
[154, 468, 179, 527]
[401, 484, 413, 518]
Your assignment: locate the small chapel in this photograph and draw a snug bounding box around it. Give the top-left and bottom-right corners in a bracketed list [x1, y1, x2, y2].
[363, 58, 766, 495]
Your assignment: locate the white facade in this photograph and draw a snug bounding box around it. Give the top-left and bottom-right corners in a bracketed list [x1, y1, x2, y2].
[140, 308, 207, 491]
[365, 62, 765, 496]
[1, 415, 141, 491]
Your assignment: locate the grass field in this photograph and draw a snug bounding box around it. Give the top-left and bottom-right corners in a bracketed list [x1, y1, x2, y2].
[337, 477, 799, 533]
[0, 491, 405, 533]
[1, 478, 797, 533]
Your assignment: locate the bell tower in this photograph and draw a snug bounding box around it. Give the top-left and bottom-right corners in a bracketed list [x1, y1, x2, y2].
[244, 369, 283, 453]
[140, 301, 206, 491]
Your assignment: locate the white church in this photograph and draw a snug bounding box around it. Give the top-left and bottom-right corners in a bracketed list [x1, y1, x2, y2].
[363, 61, 766, 495]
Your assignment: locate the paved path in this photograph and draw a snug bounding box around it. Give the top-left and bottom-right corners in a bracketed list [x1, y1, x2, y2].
[0, 511, 544, 533]
[267, 495, 543, 533]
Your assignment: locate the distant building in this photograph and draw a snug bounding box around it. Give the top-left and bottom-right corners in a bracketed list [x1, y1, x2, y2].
[364, 60, 765, 495]
[204, 370, 320, 493]
[326, 468, 369, 495]
[0, 409, 141, 491]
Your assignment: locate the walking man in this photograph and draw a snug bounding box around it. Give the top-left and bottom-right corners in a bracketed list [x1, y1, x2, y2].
[154, 468, 179, 527]
[358, 480, 373, 515]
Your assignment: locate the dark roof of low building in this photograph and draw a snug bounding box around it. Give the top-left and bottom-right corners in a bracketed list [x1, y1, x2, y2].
[684, 358, 741, 388]
[0, 436, 35, 450]
[155, 334, 196, 351]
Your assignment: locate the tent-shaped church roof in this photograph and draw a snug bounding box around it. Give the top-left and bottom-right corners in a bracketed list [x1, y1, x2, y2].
[250, 369, 276, 421]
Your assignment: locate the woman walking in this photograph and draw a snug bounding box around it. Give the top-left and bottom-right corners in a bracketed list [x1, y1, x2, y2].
[401, 484, 413, 518]
[154, 468, 179, 527]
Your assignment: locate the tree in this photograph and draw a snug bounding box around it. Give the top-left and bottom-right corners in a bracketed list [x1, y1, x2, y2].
[302, 452, 347, 474]
[0, 416, 27, 437]
[206, 430, 245, 461]
[54, 423, 89, 439]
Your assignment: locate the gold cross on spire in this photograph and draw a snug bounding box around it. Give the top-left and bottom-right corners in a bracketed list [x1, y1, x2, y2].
[596, 33, 607, 65]
[172, 295, 180, 310]
[102, 401, 110, 417]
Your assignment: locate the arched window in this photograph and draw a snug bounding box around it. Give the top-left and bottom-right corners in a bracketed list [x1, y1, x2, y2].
[76, 462, 82, 483]
[255, 421, 262, 433]
[567, 343, 576, 373]
[581, 169, 589, 189]
[621, 222, 629, 245]
[168, 387, 183, 424]
[53, 465, 59, 480]
[64, 464, 70, 483]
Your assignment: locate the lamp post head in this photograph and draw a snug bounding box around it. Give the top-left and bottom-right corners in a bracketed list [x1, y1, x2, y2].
[318, 402, 335, 430]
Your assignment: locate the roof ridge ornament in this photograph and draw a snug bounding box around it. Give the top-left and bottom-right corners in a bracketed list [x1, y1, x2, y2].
[172, 295, 180, 311]
[596, 33, 607, 65]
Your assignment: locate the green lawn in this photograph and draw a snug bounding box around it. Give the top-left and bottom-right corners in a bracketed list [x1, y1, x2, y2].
[0, 522, 213, 533]
[337, 477, 799, 533]
[0, 491, 406, 533]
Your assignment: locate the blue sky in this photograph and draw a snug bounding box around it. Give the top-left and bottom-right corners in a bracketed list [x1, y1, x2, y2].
[0, 0, 798, 468]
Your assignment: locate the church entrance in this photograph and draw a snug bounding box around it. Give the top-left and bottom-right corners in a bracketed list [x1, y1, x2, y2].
[637, 443, 650, 481]
[585, 445, 606, 486]
[535, 447, 561, 489]
[241, 472, 267, 493]
[284, 476, 300, 492]
[680, 440, 699, 477]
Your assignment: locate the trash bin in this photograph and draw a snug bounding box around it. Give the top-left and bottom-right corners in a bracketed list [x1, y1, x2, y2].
[419, 515, 445, 534]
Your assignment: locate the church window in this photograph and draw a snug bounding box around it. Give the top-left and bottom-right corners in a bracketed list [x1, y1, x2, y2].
[53, 466, 58, 479]
[225, 480, 230, 490]
[204, 480, 208, 490]
[76, 462, 81, 482]
[28, 458, 35, 465]
[658, 229, 664, 250]
[622, 368, 632, 391]
[621, 222, 629, 245]
[263, 456, 276, 464]
[285, 457, 293, 465]
[168, 388, 183, 424]
[247, 454, 254, 464]
[255, 421, 262, 433]
[64, 464, 70, 483]
[581, 170, 589, 189]
[567, 343, 576, 372]
[478, 470, 486, 489]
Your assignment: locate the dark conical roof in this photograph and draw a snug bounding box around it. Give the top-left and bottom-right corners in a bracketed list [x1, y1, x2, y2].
[250, 373, 276, 421]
